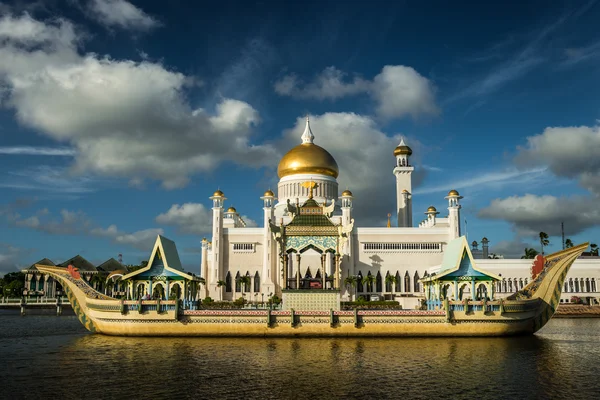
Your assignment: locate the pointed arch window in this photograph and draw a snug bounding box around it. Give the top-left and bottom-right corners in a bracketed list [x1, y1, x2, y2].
[244, 272, 251, 292]
[357, 272, 364, 293]
[395, 271, 402, 292]
[366, 271, 374, 292]
[414, 271, 420, 292]
[404, 271, 411, 293]
[235, 271, 241, 292]
[385, 272, 392, 292]
[376, 271, 382, 292]
[225, 271, 232, 292]
[254, 272, 260, 292]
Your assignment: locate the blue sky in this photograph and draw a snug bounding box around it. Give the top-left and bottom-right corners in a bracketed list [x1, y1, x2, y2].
[1, 0, 600, 274]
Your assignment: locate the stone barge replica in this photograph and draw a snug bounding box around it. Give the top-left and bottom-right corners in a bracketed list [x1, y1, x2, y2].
[34, 235, 587, 337]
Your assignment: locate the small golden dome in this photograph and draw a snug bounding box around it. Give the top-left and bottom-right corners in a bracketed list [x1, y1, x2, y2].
[448, 189, 459, 196]
[482, 237, 489, 242]
[394, 145, 413, 156]
[402, 189, 409, 193]
[427, 206, 437, 213]
[393, 138, 412, 156]
[341, 189, 353, 196]
[263, 189, 274, 197]
[226, 206, 237, 213]
[277, 143, 339, 178]
[213, 189, 224, 197]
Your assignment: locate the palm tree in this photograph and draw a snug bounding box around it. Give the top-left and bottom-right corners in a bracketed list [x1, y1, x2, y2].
[565, 238, 574, 249]
[385, 274, 397, 299]
[238, 276, 251, 302]
[539, 232, 549, 256]
[521, 248, 539, 259]
[344, 275, 358, 301]
[216, 280, 226, 300]
[362, 274, 376, 295]
[590, 243, 599, 256]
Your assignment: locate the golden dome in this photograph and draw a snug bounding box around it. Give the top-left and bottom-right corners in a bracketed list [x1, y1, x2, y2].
[448, 189, 459, 196]
[341, 189, 353, 197]
[277, 143, 339, 178]
[263, 189, 274, 197]
[427, 206, 437, 213]
[393, 138, 412, 156]
[212, 189, 224, 197]
[402, 189, 409, 193]
[226, 206, 237, 213]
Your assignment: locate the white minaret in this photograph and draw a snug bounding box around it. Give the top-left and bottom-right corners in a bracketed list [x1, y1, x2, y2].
[445, 189, 463, 240]
[261, 189, 276, 295]
[209, 189, 225, 300]
[393, 138, 414, 227]
[340, 189, 353, 228]
[200, 237, 209, 297]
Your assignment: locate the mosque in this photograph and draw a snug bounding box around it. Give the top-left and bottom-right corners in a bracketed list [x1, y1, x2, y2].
[200, 117, 600, 309]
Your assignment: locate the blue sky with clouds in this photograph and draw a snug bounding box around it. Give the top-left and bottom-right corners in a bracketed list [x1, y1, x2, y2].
[1, 0, 600, 274]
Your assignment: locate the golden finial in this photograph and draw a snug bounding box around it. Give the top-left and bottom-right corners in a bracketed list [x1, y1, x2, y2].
[301, 180, 319, 198]
[387, 213, 392, 228]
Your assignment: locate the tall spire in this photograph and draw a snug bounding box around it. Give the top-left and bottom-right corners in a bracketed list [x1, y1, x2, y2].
[301, 115, 314, 144]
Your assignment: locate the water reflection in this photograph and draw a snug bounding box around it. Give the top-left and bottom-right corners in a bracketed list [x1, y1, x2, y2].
[1, 317, 599, 399]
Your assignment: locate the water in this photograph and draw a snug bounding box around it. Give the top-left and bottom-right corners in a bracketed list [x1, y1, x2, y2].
[0, 316, 599, 400]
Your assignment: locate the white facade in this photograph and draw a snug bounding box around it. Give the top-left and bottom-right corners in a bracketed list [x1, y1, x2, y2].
[200, 119, 600, 308]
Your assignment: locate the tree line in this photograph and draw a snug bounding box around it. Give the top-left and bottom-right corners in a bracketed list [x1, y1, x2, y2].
[521, 232, 598, 259]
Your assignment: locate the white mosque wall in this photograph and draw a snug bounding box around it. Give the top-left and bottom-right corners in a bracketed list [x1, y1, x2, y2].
[221, 229, 264, 301]
[478, 258, 600, 303]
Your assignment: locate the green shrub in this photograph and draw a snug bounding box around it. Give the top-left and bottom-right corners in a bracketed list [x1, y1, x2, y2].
[203, 296, 214, 304]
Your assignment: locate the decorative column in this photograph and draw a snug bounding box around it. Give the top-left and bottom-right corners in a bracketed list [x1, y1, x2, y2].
[471, 279, 476, 300]
[261, 190, 276, 296]
[209, 190, 226, 300]
[335, 253, 341, 290]
[321, 254, 326, 289]
[296, 253, 301, 289]
[282, 254, 288, 289]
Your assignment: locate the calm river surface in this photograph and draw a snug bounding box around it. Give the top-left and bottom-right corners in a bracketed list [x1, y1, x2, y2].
[0, 314, 598, 400]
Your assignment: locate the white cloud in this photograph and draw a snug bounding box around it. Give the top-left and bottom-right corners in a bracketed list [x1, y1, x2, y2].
[414, 167, 549, 195]
[0, 13, 279, 190]
[274, 66, 369, 100]
[515, 125, 600, 194]
[274, 65, 439, 120]
[88, 0, 160, 31]
[91, 224, 163, 250]
[156, 203, 213, 235]
[0, 146, 76, 156]
[0, 165, 98, 195]
[112, 228, 163, 249]
[0, 243, 28, 275]
[479, 194, 600, 237]
[11, 208, 92, 235]
[281, 113, 427, 226]
[371, 66, 439, 119]
[489, 237, 538, 259]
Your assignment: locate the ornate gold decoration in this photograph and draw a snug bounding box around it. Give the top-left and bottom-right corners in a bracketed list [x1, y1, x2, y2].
[301, 181, 319, 198]
[277, 143, 339, 178]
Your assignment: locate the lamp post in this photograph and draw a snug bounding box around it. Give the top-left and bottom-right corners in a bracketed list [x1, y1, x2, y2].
[261, 293, 264, 307]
